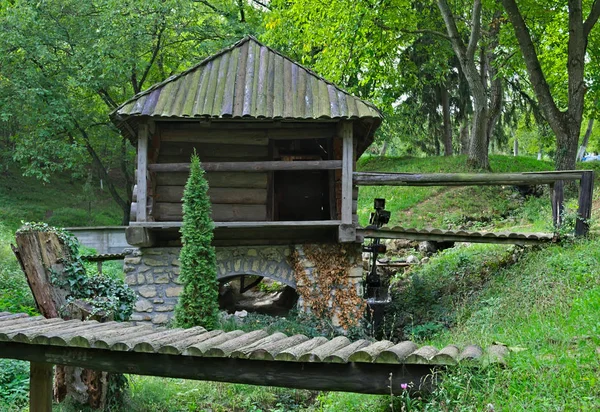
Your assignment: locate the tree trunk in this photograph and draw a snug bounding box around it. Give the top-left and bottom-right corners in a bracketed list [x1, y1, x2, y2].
[556, 126, 580, 171]
[514, 138, 519, 156]
[380, 140, 388, 157]
[468, 105, 490, 169]
[13, 229, 110, 409]
[577, 117, 594, 161]
[441, 85, 453, 156]
[460, 118, 469, 154]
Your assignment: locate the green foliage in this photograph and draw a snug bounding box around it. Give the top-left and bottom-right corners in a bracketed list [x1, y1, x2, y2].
[382, 243, 515, 342]
[174, 154, 219, 329]
[217, 310, 369, 341]
[17, 222, 135, 321]
[0, 359, 29, 410]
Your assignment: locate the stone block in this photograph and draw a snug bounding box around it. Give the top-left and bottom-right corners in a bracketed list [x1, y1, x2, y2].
[173, 267, 180, 275]
[137, 274, 146, 284]
[139, 285, 157, 298]
[123, 265, 135, 273]
[152, 314, 169, 324]
[155, 304, 175, 312]
[252, 260, 260, 272]
[349, 266, 363, 278]
[131, 314, 152, 322]
[153, 298, 164, 304]
[173, 276, 184, 285]
[144, 258, 167, 267]
[154, 274, 170, 284]
[125, 275, 137, 286]
[165, 286, 183, 297]
[134, 299, 153, 313]
[247, 249, 257, 257]
[126, 257, 142, 265]
[172, 259, 181, 266]
[234, 260, 241, 271]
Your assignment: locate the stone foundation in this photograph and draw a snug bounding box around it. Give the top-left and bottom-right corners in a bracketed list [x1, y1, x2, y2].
[124, 244, 363, 326]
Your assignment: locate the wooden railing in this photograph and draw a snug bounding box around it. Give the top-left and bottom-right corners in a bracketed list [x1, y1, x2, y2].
[354, 170, 595, 237]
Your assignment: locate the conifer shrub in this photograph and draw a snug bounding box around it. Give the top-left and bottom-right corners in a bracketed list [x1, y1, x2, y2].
[174, 153, 219, 329]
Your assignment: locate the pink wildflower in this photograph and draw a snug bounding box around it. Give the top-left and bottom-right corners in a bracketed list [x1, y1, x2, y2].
[401, 383, 408, 390]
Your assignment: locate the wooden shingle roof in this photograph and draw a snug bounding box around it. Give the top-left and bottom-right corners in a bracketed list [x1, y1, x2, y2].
[111, 36, 382, 147]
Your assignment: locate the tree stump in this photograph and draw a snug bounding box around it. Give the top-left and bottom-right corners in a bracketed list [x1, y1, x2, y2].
[12, 228, 110, 409]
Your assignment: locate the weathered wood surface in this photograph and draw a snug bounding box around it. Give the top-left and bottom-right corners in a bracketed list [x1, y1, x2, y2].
[129, 220, 342, 229]
[158, 123, 335, 142]
[550, 181, 564, 229]
[154, 202, 267, 221]
[30, 362, 53, 412]
[136, 123, 149, 222]
[575, 170, 594, 236]
[12, 231, 70, 319]
[156, 186, 267, 204]
[359, 226, 555, 246]
[0, 314, 508, 368]
[339, 121, 355, 242]
[155, 171, 268, 188]
[148, 160, 342, 173]
[354, 171, 587, 186]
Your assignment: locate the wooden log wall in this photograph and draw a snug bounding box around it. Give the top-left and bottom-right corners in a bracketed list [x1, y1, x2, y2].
[133, 122, 338, 223]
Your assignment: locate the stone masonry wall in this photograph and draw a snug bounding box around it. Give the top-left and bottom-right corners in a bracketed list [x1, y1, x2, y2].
[124, 244, 363, 325]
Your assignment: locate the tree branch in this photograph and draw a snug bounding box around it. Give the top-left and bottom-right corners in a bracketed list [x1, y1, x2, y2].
[466, 0, 482, 60]
[138, 21, 167, 92]
[437, 0, 467, 59]
[500, 0, 563, 130]
[584, 0, 600, 37]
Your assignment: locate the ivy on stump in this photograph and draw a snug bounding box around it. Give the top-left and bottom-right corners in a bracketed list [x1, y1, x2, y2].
[174, 152, 219, 329]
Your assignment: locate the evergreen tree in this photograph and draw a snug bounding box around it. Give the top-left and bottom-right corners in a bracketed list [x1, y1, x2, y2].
[174, 152, 219, 329]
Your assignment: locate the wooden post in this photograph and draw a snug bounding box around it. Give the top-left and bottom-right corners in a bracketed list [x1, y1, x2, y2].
[339, 121, 355, 242]
[30, 362, 53, 412]
[550, 181, 564, 230]
[136, 123, 149, 222]
[575, 171, 594, 236]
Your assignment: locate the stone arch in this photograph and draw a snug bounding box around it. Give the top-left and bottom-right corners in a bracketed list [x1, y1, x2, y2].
[215, 246, 296, 289]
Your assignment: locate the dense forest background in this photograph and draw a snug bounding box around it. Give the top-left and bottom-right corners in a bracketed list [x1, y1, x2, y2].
[1, 0, 600, 223]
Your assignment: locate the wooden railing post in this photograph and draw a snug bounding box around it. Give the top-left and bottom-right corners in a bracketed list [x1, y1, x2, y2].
[339, 121, 355, 242]
[30, 362, 53, 412]
[136, 123, 149, 222]
[575, 171, 594, 237]
[550, 181, 564, 230]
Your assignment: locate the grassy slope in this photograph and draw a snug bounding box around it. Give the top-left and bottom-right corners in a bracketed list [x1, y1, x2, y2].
[1, 155, 599, 411]
[0, 167, 122, 231]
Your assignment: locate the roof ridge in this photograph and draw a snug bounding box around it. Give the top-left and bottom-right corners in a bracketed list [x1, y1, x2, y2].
[110, 36, 381, 119]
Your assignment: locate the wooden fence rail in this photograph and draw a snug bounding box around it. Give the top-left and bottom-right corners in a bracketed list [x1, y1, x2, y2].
[354, 170, 595, 237]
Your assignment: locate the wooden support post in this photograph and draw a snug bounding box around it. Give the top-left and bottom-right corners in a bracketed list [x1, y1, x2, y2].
[551, 181, 564, 230]
[136, 124, 149, 222]
[575, 171, 594, 237]
[339, 121, 355, 242]
[30, 362, 53, 412]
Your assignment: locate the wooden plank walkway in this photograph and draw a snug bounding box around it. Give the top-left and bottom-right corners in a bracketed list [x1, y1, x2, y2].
[359, 226, 555, 245]
[0, 312, 508, 404]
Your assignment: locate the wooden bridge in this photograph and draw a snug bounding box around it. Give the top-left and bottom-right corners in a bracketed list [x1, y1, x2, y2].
[0, 312, 508, 411]
[355, 169, 595, 243]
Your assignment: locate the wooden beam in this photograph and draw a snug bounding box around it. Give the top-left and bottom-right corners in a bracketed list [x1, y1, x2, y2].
[148, 160, 342, 173]
[353, 171, 586, 186]
[128, 220, 342, 229]
[1, 342, 433, 396]
[125, 226, 156, 247]
[575, 170, 594, 236]
[358, 228, 553, 246]
[136, 124, 149, 222]
[29, 362, 53, 412]
[339, 121, 355, 242]
[551, 181, 564, 229]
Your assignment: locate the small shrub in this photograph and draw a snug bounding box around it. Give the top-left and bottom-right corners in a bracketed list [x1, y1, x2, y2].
[0, 359, 29, 410]
[174, 153, 219, 329]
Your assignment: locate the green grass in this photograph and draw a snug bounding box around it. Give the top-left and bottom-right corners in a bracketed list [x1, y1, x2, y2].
[0, 167, 122, 231]
[2, 154, 600, 410]
[357, 155, 558, 228]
